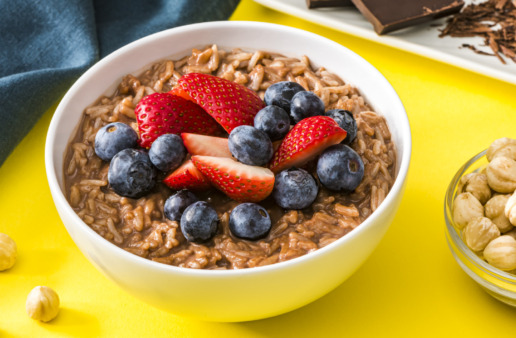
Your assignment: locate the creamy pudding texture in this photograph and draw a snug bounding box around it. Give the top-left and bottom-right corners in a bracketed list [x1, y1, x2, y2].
[63, 45, 396, 269]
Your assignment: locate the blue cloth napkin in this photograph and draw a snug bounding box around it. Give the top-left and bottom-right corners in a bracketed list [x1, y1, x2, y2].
[0, 0, 240, 166]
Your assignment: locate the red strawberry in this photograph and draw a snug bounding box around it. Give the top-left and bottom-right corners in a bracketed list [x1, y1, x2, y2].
[163, 159, 211, 191]
[269, 116, 347, 173]
[191, 155, 274, 202]
[171, 73, 265, 133]
[135, 92, 220, 148]
[181, 133, 233, 158]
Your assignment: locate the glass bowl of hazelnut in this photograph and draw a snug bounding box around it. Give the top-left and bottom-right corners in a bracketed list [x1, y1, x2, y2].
[445, 138, 516, 307]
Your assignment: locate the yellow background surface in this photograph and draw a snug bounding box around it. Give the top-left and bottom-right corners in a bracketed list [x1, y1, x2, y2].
[1, 0, 516, 336]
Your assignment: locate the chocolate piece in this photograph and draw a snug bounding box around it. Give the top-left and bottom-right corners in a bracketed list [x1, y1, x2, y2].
[350, 0, 464, 34]
[440, 0, 516, 64]
[306, 0, 353, 9]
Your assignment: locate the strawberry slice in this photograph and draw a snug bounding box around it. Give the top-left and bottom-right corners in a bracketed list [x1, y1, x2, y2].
[181, 133, 232, 158]
[163, 159, 211, 191]
[191, 155, 274, 202]
[270, 116, 347, 173]
[172, 73, 265, 133]
[135, 92, 220, 148]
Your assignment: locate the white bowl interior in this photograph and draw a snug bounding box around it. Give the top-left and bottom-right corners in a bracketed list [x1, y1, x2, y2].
[45, 21, 411, 321]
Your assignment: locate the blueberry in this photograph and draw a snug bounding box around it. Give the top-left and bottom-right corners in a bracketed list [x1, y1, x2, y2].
[264, 81, 306, 113]
[108, 148, 157, 199]
[148, 134, 186, 172]
[290, 91, 325, 124]
[94, 122, 138, 161]
[254, 105, 290, 141]
[164, 190, 198, 222]
[317, 144, 364, 192]
[180, 201, 219, 243]
[273, 168, 319, 209]
[324, 109, 357, 145]
[229, 203, 271, 240]
[228, 125, 273, 166]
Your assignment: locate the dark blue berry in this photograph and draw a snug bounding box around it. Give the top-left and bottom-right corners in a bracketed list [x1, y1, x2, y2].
[264, 81, 306, 113]
[254, 105, 290, 142]
[180, 201, 219, 243]
[324, 109, 357, 145]
[317, 144, 364, 192]
[108, 148, 157, 199]
[164, 190, 198, 222]
[148, 134, 186, 172]
[229, 203, 271, 240]
[273, 168, 319, 209]
[290, 91, 325, 124]
[228, 125, 273, 166]
[94, 122, 138, 161]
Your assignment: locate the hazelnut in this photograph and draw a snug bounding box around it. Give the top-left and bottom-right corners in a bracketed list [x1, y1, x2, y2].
[0, 233, 17, 271]
[462, 217, 500, 252]
[505, 191, 516, 227]
[486, 137, 516, 161]
[458, 172, 491, 204]
[452, 192, 484, 229]
[483, 236, 516, 271]
[485, 194, 513, 233]
[26, 286, 60, 322]
[486, 156, 516, 193]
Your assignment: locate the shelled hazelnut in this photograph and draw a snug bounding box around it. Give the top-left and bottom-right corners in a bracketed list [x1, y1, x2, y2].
[26, 286, 60, 322]
[463, 217, 500, 252]
[0, 233, 17, 271]
[452, 192, 484, 229]
[483, 236, 516, 271]
[485, 194, 513, 233]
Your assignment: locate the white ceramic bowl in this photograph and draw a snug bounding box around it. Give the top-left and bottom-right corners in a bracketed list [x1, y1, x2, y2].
[45, 21, 411, 322]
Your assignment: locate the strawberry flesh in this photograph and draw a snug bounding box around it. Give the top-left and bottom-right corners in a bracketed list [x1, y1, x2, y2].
[270, 116, 347, 173]
[181, 133, 233, 158]
[173, 73, 265, 133]
[163, 159, 211, 191]
[135, 92, 220, 148]
[191, 155, 274, 202]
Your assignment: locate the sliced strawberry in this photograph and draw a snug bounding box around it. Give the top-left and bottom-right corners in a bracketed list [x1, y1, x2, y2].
[181, 133, 233, 158]
[169, 86, 196, 104]
[269, 116, 347, 173]
[172, 73, 265, 133]
[135, 92, 220, 148]
[191, 155, 274, 202]
[163, 159, 211, 191]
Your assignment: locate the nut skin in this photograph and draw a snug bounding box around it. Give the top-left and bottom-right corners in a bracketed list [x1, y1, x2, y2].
[505, 191, 516, 227]
[26, 286, 60, 322]
[452, 192, 484, 229]
[462, 217, 500, 252]
[0, 233, 16, 271]
[458, 172, 491, 205]
[483, 235, 516, 271]
[485, 194, 514, 233]
[486, 156, 516, 193]
[486, 137, 516, 162]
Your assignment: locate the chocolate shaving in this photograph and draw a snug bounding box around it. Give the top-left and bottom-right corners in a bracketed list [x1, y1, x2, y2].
[439, 0, 516, 64]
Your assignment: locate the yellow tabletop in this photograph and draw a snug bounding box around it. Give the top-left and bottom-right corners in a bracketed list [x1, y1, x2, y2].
[1, 0, 516, 337]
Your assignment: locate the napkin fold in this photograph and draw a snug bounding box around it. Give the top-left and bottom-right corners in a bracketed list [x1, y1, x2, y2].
[0, 0, 240, 166]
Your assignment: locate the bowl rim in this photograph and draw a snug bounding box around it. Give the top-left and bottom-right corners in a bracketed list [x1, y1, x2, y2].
[45, 20, 412, 277]
[444, 148, 516, 284]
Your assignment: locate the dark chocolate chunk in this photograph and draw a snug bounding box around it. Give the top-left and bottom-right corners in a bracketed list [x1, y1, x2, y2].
[306, 0, 353, 9]
[350, 0, 464, 34]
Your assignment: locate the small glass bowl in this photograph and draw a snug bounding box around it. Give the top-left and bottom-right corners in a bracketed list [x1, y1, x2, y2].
[444, 149, 516, 307]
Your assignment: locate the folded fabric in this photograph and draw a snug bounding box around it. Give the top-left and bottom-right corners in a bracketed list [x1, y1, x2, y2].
[0, 0, 240, 167]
